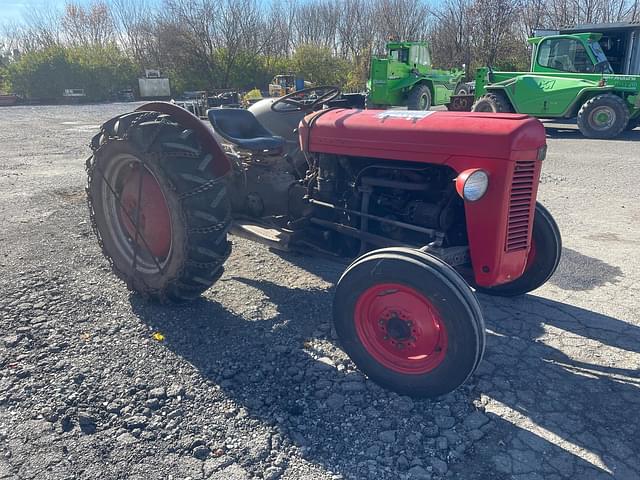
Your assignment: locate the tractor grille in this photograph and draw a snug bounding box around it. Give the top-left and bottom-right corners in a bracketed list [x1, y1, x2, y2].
[505, 161, 535, 252]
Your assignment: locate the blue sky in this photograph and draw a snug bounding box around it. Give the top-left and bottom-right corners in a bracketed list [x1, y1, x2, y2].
[1, 0, 162, 22]
[1, 0, 85, 21]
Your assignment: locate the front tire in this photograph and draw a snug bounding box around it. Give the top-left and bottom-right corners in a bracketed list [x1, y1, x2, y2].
[454, 82, 469, 95]
[477, 203, 561, 297]
[87, 111, 232, 302]
[577, 94, 629, 139]
[471, 92, 513, 113]
[407, 84, 432, 111]
[333, 247, 485, 398]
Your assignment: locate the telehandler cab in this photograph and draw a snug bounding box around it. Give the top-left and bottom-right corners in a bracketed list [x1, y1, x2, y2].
[467, 32, 640, 138]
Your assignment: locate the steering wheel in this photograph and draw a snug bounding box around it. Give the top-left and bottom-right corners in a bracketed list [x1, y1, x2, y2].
[271, 86, 341, 113]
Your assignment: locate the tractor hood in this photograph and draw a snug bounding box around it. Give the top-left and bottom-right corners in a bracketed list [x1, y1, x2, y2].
[299, 109, 545, 166]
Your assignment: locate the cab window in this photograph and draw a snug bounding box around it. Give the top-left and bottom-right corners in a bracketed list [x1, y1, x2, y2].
[537, 38, 594, 73]
[409, 46, 431, 67]
[390, 48, 409, 63]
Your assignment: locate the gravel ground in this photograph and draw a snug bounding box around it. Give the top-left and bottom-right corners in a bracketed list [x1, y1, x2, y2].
[0, 103, 639, 480]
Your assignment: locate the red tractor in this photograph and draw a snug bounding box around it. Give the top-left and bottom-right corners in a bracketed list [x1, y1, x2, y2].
[86, 87, 561, 398]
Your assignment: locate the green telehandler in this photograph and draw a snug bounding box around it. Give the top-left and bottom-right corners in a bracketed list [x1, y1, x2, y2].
[468, 31, 640, 138]
[366, 40, 465, 110]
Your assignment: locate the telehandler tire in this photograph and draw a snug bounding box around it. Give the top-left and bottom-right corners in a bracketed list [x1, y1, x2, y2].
[476, 203, 561, 297]
[577, 94, 629, 139]
[471, 92, 513, 113]
[407, 84, 432, 110]
[86, 110, 232, 302]
[333, 247, 485, 398]
[454, 82, 470, 95]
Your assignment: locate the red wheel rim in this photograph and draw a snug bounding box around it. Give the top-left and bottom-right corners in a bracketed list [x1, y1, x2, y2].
[354, 283, 448, 374]
[119, 165, 171, 258]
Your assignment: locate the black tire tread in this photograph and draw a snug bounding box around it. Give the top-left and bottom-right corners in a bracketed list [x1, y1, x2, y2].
[471, 91, 513, 113]
[343, 247, 486, 372]
[577, 94, 629, 139]
[334, 248, 485, 397]
[407, 84, 432, 111]
[87, 110, 231, 302]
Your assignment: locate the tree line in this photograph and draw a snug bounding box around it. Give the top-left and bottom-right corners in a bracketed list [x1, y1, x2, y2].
[1, 0, 638, 100]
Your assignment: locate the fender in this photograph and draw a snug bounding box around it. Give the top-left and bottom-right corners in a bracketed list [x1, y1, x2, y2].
[136, 101, 231, 177]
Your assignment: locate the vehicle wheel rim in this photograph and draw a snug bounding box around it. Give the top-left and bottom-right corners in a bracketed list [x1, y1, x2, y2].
[101, 153, 172, 274]
[590, 106, 616, 131]
[354, 283, 448, 374]
[419, 94, 429, 110]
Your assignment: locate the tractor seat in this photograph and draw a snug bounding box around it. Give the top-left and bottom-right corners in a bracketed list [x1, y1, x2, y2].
[207, 108, 285, 154]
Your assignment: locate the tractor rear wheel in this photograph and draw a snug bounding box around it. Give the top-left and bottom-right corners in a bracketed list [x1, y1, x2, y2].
[87, 111, 231, 302]
[333, 247, 485, 398]
[471, 92, 513, 113]
[407, 84, 432, 111]
[477, 203, 561, 297]
[577, 94, 629, 139]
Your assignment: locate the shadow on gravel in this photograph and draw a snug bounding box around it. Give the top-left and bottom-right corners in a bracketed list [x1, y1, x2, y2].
[550, 247, 623, 291]
[465, 292, 640, 479]
[544, 125, 640, 141]
[128, 254, 639, 479]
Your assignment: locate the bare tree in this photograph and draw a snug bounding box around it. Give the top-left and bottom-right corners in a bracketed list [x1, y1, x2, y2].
[61, 1, 115, 47]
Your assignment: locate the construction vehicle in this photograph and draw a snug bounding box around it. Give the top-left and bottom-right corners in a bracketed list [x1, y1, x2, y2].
[268, 75, 310, 97]
[467, 31, 640, 138]
[85, 86, 561, 398]
[366, 40, 465, 110]
[549, 21, 640, 75]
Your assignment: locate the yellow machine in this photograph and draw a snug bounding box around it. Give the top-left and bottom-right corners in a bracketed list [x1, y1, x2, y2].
[268, 75, 296, 97]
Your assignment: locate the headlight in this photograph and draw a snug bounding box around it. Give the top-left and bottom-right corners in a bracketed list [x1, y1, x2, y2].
[455, 169, 489, 202]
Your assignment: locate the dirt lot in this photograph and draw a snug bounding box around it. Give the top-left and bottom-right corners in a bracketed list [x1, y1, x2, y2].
[0, 103, 639, 480]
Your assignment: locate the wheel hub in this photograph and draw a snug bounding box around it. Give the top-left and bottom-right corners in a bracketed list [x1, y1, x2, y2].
[354, 283, 448, 374]
[591, 106, 616, 131]
[385, 315, 412, 341]
[119, 165, 172, 259]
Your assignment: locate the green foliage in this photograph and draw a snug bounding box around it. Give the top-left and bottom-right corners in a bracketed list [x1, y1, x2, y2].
[5, 44, 137, 101]
[166, 46, 355, 95]
[3, 41, 362, 100]
[290, 45, 351, 86]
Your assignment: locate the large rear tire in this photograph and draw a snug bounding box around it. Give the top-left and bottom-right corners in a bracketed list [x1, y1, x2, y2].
[407, 84, 432, 111]
[577, 94, 629, 139]
[333, 247, 485, 398]
[477, 203, 561, 297]
[471, 92, 513, 113]
[87, 111, 232, 302]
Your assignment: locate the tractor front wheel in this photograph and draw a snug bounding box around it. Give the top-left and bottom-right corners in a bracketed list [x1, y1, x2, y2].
[477, 203, 561, 297]
[407, 84, 432, 111]
[577, 94, 629, 139]
[87, 111, 232, 302]
[333, 247, 485, 398]
[471, 92, 513, 113]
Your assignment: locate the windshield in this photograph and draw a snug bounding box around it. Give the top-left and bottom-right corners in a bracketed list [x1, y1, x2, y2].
[589, 41, 614, 73]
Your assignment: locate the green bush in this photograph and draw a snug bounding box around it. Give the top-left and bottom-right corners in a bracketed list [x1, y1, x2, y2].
[5, 45, 137, 101]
